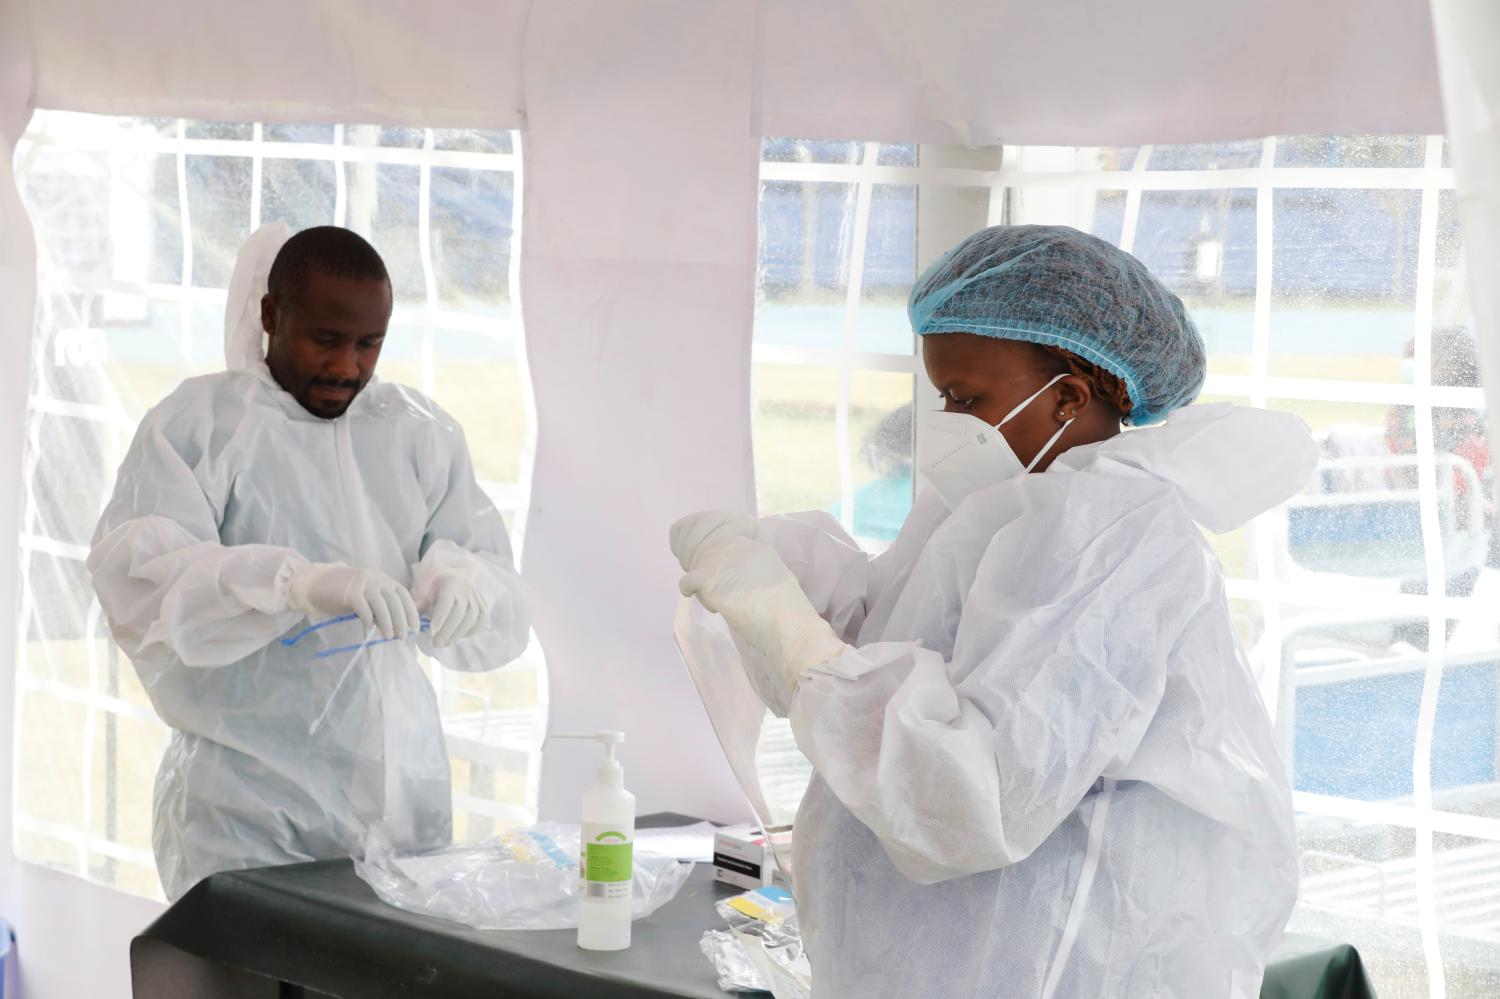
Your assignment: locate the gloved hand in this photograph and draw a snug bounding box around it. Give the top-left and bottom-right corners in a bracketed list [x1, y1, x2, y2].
[286, 563, 421, 641]
[679, 538, 847, 693]
[669, 510, 757, 573]
[421, 570, 493, 647]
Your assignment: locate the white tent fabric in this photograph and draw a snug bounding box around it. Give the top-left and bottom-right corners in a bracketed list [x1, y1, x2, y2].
[1431, 0, 1500, 487]
[14, 0, 1448, 142]
[0, 9, 166, 999]
[0, 0, 1485, 995]
[518, 1, 762, 825]
[758, 0, 1445, 145]
[20, 0, 529, 127]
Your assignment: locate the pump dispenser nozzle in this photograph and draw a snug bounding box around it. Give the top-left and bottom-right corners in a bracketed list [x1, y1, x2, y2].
[551, 731, 625, 786]
[552, 730, 623, 761]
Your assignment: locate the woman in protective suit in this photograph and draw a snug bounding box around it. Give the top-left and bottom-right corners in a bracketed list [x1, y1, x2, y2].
[671, 225, 1316, 999]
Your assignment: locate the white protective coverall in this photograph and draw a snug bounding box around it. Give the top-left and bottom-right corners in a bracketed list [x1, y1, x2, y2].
[693, 403, 1316, 999]
[87, 226, 530, 899]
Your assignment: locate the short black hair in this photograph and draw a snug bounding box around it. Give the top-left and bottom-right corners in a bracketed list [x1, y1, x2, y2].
[267, 226, 390, 309]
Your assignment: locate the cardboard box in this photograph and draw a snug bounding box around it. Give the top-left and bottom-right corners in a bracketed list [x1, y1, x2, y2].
[712, 824, 772, 889]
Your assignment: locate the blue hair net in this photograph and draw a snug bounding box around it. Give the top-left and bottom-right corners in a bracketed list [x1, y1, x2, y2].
[908, 225, 1206, 425]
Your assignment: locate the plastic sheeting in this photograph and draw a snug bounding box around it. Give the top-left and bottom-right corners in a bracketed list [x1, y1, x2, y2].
[673, 599, 807, 855]
[0, 18, 172, 999]
[354, 822, 693, 931]
[1431, 0, 1500, 521]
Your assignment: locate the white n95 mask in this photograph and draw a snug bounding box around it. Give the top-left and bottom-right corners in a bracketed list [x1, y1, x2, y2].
[917, 373, 1074, 508]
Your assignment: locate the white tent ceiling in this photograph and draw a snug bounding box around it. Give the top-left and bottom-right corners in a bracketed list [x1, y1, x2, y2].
[757, 0, 1445, 145]
[19, 0, 530, 127]
[11, 0, 1445, 142]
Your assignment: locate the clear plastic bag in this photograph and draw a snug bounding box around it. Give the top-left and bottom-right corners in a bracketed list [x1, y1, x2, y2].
[354, 822, 693, 930]
[701, 887, 812, 998]
[699, 929, 768, 992]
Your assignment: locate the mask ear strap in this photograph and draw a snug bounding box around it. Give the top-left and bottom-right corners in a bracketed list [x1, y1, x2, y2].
[998, 372, 1070, 427]
[1025, 417, 1076, 473]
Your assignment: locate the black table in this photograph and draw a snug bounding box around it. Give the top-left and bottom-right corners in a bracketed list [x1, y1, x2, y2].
[132, 813, 734, 999]
[132, 815, 1377, 998]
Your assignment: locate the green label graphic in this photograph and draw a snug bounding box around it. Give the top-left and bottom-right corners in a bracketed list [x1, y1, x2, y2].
[584, 835, 633, 883]
[585, 840, 633, 882]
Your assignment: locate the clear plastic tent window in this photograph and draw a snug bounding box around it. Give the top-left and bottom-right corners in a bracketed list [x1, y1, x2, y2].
[11, 111, 544, 899]
[751, 135, 1498, 996]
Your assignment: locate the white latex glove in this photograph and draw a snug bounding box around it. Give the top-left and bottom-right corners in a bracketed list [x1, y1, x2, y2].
[286, 563, 420, 641]
[422, 570, 493, 647]
[669, 510, 757, 573]
[679, 538, 847, 693]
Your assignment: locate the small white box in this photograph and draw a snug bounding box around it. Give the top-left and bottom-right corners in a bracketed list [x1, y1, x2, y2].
[712, 824, 772, 889]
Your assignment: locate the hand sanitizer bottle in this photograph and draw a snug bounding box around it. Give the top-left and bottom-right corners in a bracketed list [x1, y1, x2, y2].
[552, 731, 635, 951]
